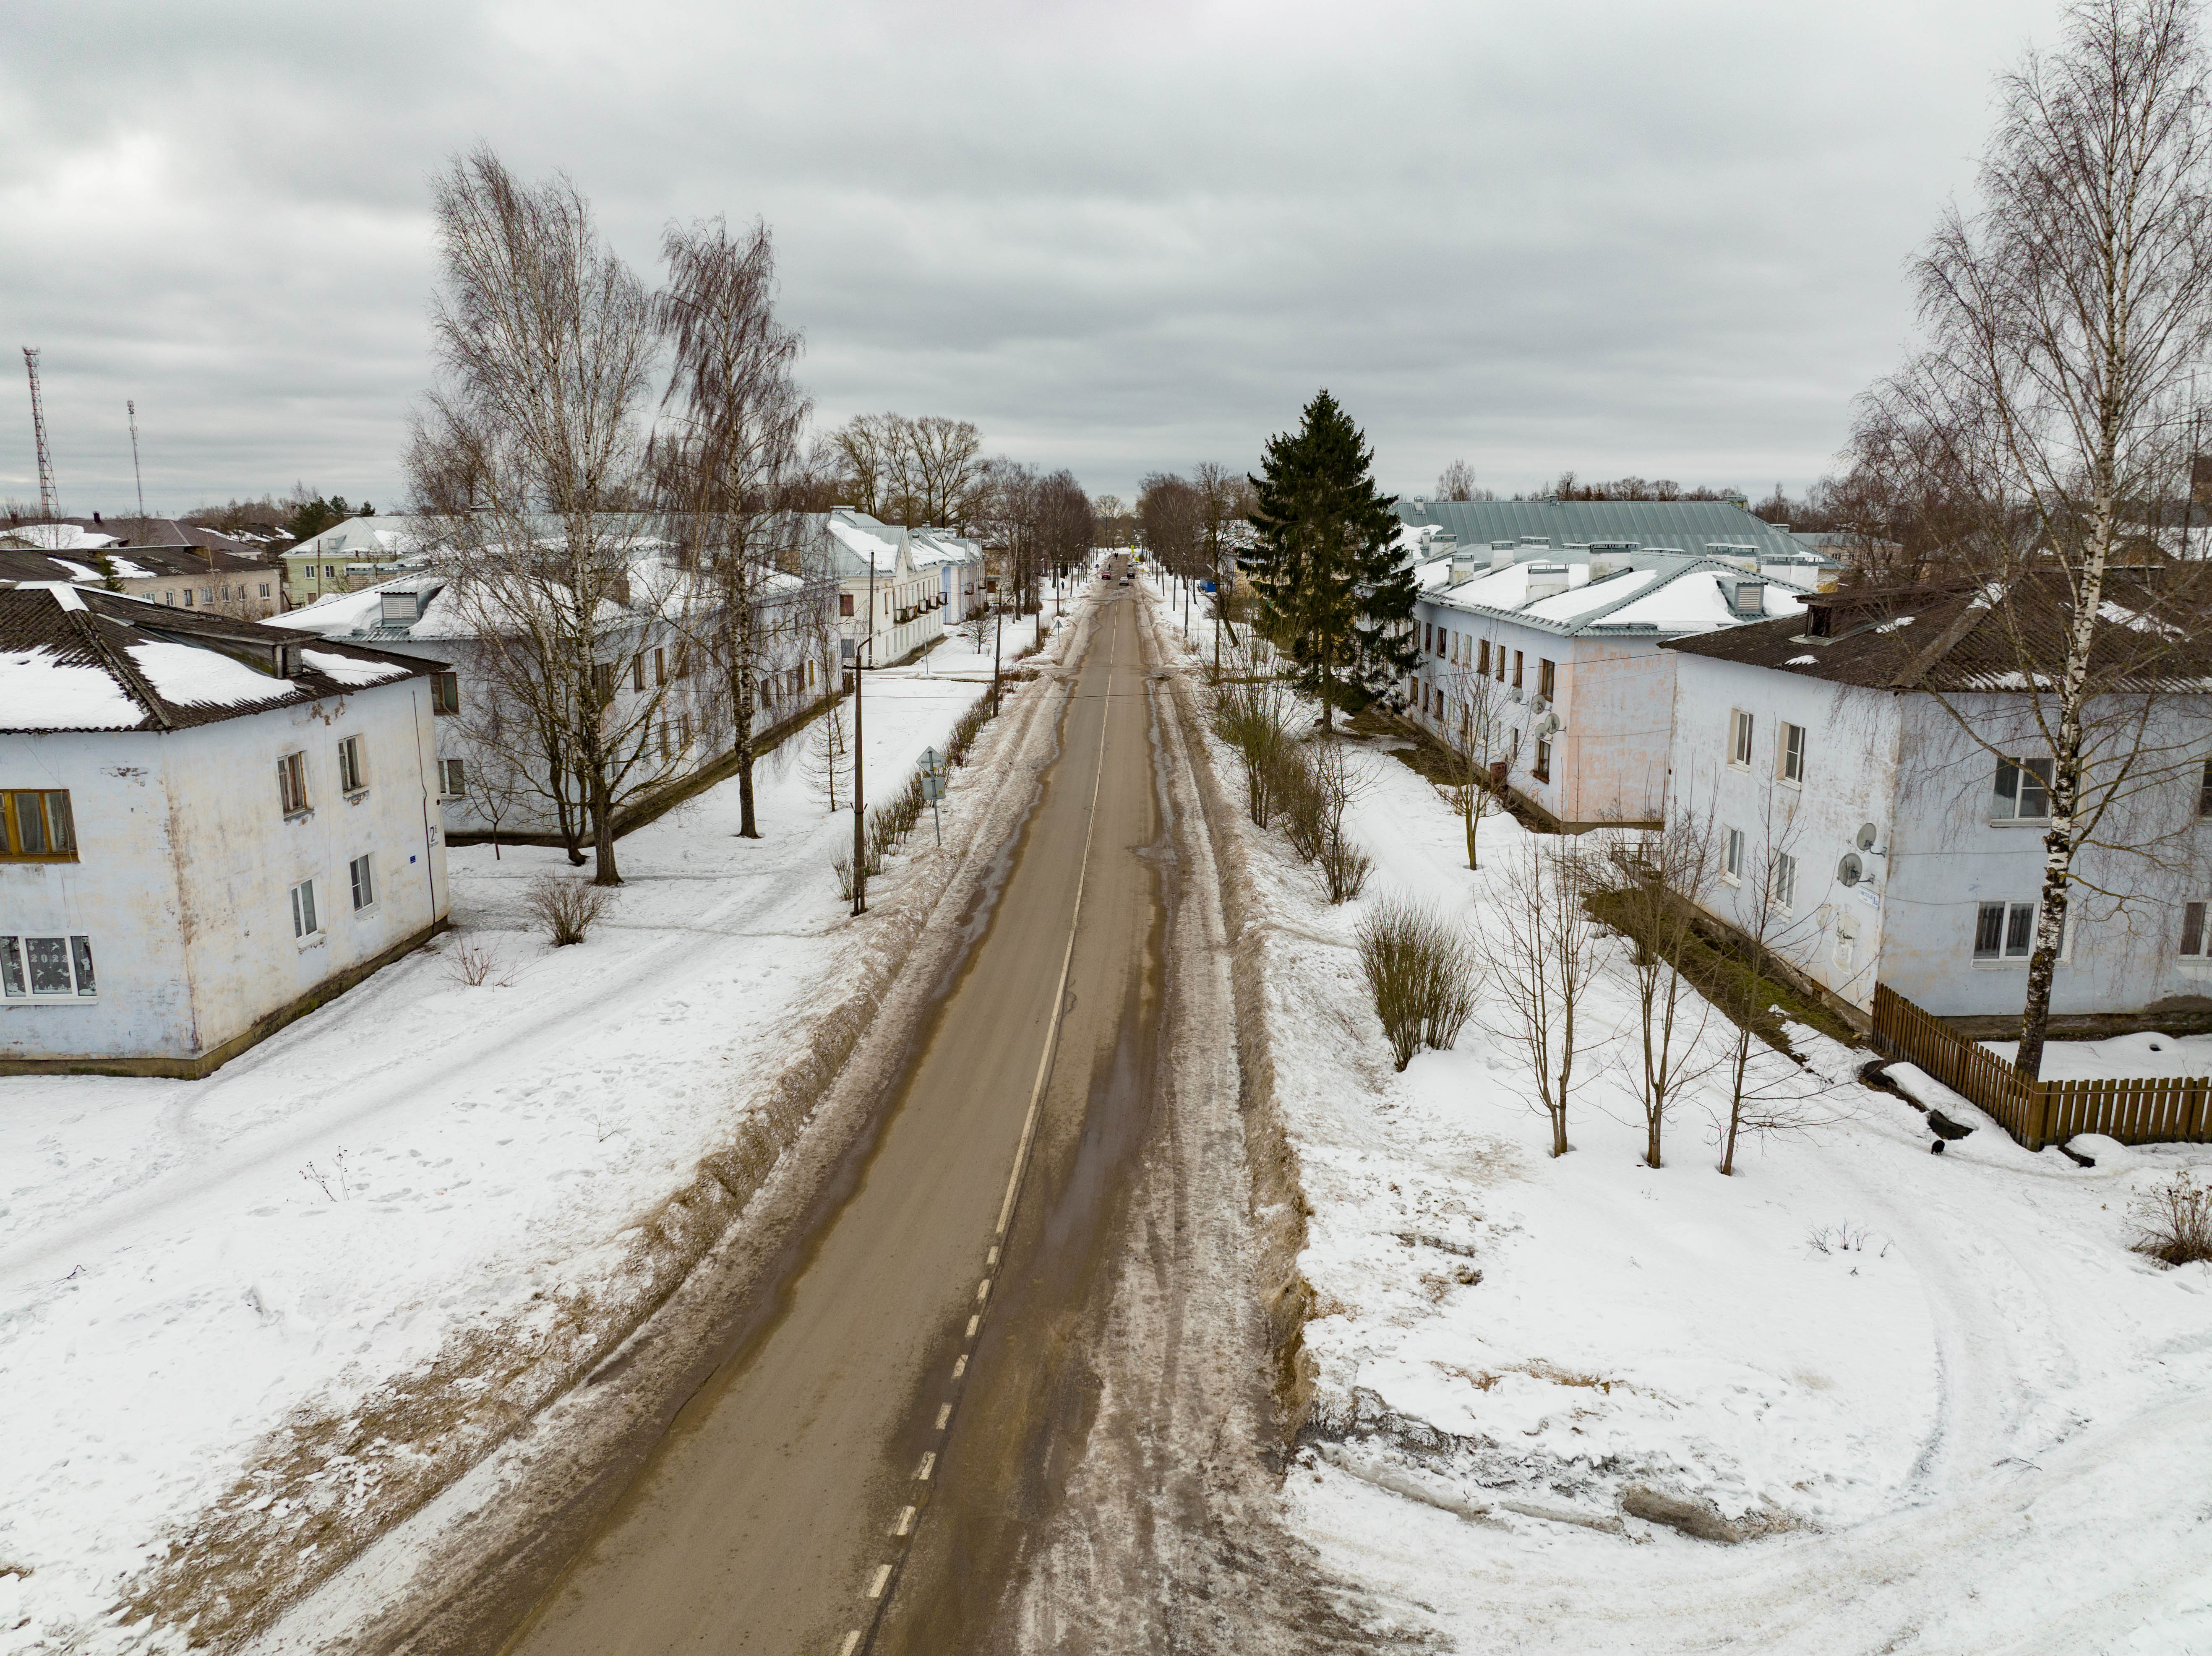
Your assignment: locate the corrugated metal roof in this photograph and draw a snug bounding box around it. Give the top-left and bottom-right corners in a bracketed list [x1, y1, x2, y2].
[1397, 499, 1804, 560]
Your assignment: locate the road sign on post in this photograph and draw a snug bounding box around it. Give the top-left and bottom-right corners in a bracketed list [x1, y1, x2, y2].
[918, 747, 945, 844]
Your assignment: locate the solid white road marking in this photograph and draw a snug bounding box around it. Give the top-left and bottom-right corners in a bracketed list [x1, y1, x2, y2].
[935, 1403, 952, 1430]
[894, 1504, 916, 1537]
[867, 1564, 892, 1600]
[916, 1451, 936, 1481]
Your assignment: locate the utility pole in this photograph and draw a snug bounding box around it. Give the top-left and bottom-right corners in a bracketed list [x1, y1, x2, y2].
[991, 588, 1004, 716]
[128, 400, 148, 528]
[22, 347, 58, 521]
[851, 547, 876, 916]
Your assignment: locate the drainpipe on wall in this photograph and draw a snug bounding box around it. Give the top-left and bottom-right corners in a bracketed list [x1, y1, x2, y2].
[411, 685, 439, 927]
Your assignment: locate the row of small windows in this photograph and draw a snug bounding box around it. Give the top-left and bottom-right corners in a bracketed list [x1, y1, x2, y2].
[159, 583, 273, 607]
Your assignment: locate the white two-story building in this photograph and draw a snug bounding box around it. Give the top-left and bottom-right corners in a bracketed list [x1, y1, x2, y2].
[1663, 578, 2212, 1030]
[0, 583, 451, 1075]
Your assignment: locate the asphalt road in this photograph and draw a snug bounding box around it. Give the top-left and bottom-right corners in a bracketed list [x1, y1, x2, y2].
[504, 559, 1166, 1656]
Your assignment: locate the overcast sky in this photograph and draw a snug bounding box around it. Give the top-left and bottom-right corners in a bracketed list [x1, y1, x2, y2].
[3, 0, 2060, 516]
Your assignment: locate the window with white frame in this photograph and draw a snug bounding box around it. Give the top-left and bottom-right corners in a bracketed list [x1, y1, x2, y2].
[2181, 902, 2211, 958]
[1974, 900, 2065, 962]
[1728, 708, 1754, 768]
[1777, 721, 1805, 785]
[277, 751, 309, 816]
[0, 933, 97, 999]
[1991, 756, 2054, 821]
[1772, 851, 1797, 911]
[349, 854, 375, 912]
[2199, 759, 2212, 818]
[337, 735, 367, 794]
[1722, 826, 1744, 883]
[442, 758, 466, 797]
[291, 878, 320, 939]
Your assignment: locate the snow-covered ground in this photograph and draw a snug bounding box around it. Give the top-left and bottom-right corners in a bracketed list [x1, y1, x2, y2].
[1147, 591, 2212, 1654]
[1981, 1030, 2212, 1081]
[0, 614, 1057, 1650]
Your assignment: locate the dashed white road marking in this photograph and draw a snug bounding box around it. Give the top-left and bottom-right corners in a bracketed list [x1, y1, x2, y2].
[840, 1631, 862, 1655]
[893, 1504, 916, 1537]
[916, 1451, 936, 1481]
[987, 1245, 1000, 1268]
[975, 1278, 991, 1304]
[952, 1354, 967, 1379]
[965, 1314, 979, 1339]
[867, 1564, 893, 1600]
[935, 1403, 952, 1431]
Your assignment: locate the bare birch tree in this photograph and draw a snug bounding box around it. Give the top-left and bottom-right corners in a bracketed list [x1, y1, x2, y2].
[1863, 0, 2212, 1077]
[1433, 654, 1506, 870]
[1480, 838, 1612, 1157]
[655, 215, 819, 840]
[407, 146, 669, 885]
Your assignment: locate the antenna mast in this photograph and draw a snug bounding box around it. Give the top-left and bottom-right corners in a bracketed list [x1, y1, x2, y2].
[22, 347, 59, 521]
[128, 399, 147, 524]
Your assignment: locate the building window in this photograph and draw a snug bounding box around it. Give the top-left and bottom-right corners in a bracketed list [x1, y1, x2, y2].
[337, 735, 367, 794]
[1992, 757, 2054, 821]
[291, 878, 319, 938]
[1729, 708, 1754, 768]
[350, 854, 376, 912]
[260, 583, 271, 598]
[659, 718, 671, 760]
[0, 934, 96, 999]
[164, 591, 175, 605]
[1477, 640, 1489, 675]
[632, 655, 647, 693]
[2200, 759, 2212, 817]
[1773, 851, 1797, 912]
[442, 758, 466, 797]
[1533, 737, 1552, 781]
[1778, 721, 1806, 785]
[1538, 658, 1556, 701]
[1512, 651, 1523, 690]
[1423, 623, 1433, 654]
[840, 593, 856, 617]
[432, 672, 460, 715]
[1975, 900, 2042, 961]
[182, 588, 194, 608]
[594, 662, 616, 703]
[277, 751, 309, 816]
[1, 790, 76, 860]
[324, 565, 336, 578]
[679, 711, 693, 748]
[2180, 902, 2212, 957]
[1722, 826, 1744, 883]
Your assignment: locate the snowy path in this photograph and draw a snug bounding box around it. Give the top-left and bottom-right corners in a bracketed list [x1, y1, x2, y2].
[0, 620, 1054, 1650]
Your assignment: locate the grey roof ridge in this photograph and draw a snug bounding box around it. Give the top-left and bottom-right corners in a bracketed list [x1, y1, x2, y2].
[1885, 588, 1993, 691]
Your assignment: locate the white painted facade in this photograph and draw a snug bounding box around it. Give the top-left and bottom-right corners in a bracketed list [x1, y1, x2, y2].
[825, 511, 946, 666]
[1, 594, 450, 1065]
[1665, 650, 2212, 1023]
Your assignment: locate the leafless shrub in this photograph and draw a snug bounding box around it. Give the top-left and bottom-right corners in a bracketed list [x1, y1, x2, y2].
[1273, 746, 1326, 859]
[2131, 1169, 2212, 1265]
[524, 874, 613, 946]
[299, 1148, 353, 1202]
[832, 854, 858, 904]
[1207, 651, 1297, 828]
[1312, 742, 1373, 904]
[1356, 899, 1478, 1071]
[445, 938, 508, 987]
[1807, 1222, 1889, 1257]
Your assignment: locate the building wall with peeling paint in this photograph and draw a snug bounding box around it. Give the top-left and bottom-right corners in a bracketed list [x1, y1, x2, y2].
[1, 678, 448, 1062]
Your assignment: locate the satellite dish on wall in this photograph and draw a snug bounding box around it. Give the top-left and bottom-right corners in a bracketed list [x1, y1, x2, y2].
[1856, 822, 1881, 853]
[1836, 851, 1865, 887]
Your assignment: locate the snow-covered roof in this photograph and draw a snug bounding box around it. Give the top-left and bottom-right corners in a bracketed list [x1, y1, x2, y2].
[1420, 553, 1811, 640]
[0, 584, 434, 734]
[0, 523, 118, 552]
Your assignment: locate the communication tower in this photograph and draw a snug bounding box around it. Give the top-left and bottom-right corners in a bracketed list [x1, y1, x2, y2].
[22, 346, 58, 520]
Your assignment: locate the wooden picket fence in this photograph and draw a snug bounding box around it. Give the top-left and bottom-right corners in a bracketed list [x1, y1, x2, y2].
[1871, 983, 2212, 1151]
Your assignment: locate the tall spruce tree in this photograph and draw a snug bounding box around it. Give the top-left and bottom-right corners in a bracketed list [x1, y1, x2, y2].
[1242, 390, 1420, 737]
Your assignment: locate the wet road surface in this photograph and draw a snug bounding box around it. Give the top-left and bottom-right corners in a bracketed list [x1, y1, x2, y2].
[504, 560, 1168, 1655]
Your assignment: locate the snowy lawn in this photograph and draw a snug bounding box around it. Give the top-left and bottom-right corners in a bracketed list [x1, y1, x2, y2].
[0, 614, 1059, 1649]
[1152, 599, 2212, 1653]
[1980, 1030, 2212, 1081]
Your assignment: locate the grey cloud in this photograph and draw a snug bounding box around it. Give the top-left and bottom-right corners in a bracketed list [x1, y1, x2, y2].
[3, 0, 2053, 513]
